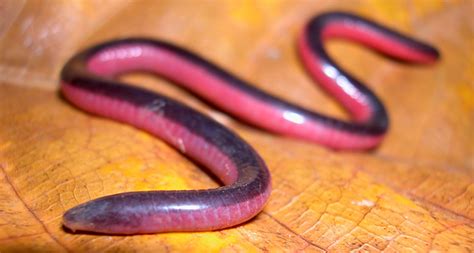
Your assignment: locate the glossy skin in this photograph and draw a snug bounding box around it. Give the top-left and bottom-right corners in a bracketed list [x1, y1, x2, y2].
[60, 12, 439, 234]
[296, 12, 439, 148]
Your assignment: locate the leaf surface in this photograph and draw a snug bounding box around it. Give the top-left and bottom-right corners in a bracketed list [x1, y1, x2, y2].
[0, 0, 472, 252]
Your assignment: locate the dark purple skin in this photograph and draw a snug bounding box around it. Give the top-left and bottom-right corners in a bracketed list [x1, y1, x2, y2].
[60, 11, 439, 234]
[301, 12, 439, 129]
[61, 67, 272, 233]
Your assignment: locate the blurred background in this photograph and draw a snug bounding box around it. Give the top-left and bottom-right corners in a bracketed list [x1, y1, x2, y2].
[0, 0, 472, 252]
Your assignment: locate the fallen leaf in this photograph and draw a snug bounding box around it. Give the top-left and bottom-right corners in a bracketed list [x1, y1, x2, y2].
[0, 0, 472, 252]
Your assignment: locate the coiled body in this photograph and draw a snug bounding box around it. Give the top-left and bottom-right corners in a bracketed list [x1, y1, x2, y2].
[60, 12, 439, 234]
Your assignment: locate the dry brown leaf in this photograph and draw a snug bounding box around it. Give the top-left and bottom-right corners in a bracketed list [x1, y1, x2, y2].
[1, 0, 472, 252]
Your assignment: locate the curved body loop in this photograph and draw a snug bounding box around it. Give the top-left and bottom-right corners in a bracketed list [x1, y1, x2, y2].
[61, 12, 439, 234]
